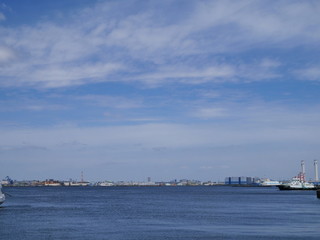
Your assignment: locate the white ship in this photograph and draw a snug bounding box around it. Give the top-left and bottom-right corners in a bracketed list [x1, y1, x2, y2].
[63, 181, 90, 186]
[278, 160, 317, 190]
[71, 181, 90, 186]
[0, 184, 5, 205]
[98, 181, 114, 187]
[278, 177, 315, 190]
[259, 179, 281, 186]
[63, 172, 90, 186]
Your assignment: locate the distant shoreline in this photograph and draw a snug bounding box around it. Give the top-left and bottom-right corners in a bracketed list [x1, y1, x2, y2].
[2, 184, 277, 188]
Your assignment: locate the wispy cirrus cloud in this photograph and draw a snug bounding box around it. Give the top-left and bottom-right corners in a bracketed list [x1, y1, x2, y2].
[295, 66, 320, 81]
[0, 46, 14, 62]
[104, 1, 320, 56]
[135, 58, 281, 87]
[193, 107, 227, 119]
[2, 97, 320, 180]
[0, 97, 69, 112]
[0, 0, 319, 89]
[79, 95, 143, 109]
[0, 12, 5, 21]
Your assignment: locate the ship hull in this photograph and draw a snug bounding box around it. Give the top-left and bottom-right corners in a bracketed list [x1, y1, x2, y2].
[0, 184, 5, 205]
[0, 194, 5, 205]
[278, 185, 316, 190]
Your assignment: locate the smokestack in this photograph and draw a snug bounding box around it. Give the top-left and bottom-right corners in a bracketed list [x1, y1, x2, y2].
[301, 160, 306, 181]
[314, 160, 319, 182]
[301, 160, 305, 174]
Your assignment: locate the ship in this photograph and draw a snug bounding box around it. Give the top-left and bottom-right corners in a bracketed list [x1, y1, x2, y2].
[278, 160, 317, 190]
[0, 184, 5, 205]
[64, 181, 90, 186]
[259, 179, 281, 186]
[278, 177, 316, 190]
[97, 181, 114, 187]
[44, 179, 61, 186]
[63, 172, 90, 186]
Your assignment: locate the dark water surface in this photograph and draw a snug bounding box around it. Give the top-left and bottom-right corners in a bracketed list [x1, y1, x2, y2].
[0, 186, 320, 239]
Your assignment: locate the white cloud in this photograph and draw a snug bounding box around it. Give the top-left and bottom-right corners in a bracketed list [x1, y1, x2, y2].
[237, 1, 320, 43]
[136, 64, 236, 86]
[1, 61, 123, 88]
[79, 95, 143, 109]
[1, 1, 320, 181]
[0, 46, 14, 62]
[136, 59, 280, 86]
[0, 12, 5, 21]
[1, 102, 320, 180]
[0, 1, 318, 88]
[198, 90, 221, 99]
[1, 102, 319, 148]
[0, 95, 70, 112]
[0, 1, 320, 88]
[295, 66, 320, 81]
[103, 0, 320, 56]
[193, 107, 227, 119]
[32, 63, 123, 88]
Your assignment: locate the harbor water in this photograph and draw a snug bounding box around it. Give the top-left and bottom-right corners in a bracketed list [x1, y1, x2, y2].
[0, 186, 320, 239]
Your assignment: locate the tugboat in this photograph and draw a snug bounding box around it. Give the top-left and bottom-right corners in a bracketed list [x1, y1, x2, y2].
[278, 177, 316, 190]
[0, 184, 5, 205]
[278, 160, 317, 190]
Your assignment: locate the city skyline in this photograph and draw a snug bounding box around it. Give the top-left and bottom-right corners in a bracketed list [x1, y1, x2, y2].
[1, 0, 320, 181]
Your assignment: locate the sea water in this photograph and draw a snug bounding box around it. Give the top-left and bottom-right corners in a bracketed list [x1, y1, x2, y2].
[0, 186, 319, 239]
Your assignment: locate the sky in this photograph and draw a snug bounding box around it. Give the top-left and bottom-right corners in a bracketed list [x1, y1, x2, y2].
[0, 0, 320, 182]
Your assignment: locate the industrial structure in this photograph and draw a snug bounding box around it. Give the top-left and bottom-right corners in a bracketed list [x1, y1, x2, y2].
[299, 160, 306, 182]
[314, 160, 319, 182]
[224, 177, 258, 185]
[295, 160, 319, 185]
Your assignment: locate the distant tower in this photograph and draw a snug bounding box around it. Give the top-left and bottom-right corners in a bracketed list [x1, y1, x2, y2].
[147, 177, 151, 182]
[301, 160, 306, 181]
[81, 171, 84, 182]
[314, 160, 319, 182]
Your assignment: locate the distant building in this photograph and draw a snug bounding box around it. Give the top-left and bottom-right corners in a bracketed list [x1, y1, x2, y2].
[225, 176, 258, 185]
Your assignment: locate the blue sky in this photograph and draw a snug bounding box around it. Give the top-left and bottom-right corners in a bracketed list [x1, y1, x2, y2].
[1, 0, 320, 182]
